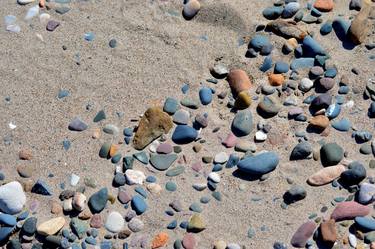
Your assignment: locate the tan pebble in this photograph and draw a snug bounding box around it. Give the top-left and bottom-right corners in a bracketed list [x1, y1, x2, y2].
[73, 192, 86, 211]
[50, 201, 62, 214]
[108, 194, 115, 204]
[147, 183, 162, 194]
[183, 0, 201, 19]
[22, 179, 34, 192]
[268, 73, 285, 86]
[63, 198, 73, 212]
[213, 240, 227, 249]
[314, 0, 334, 11]
[309, 115, 330, 129]
[348, 0, 372, 44]
[234, 91, 251, 110]
[193, 144, 202, 153]
[307, 165, 346, 186]
[370, 241, 375, 249]
[287, 38, 298, 48]
[37, 217, 65, 236]
[78, 209, 92, 220]
[19, 149, 32, 160]
[109, 144, 119, 157]
[320, 219, 337, 243]
[92, 128, 101, 139]
[227, 69, 252, 95]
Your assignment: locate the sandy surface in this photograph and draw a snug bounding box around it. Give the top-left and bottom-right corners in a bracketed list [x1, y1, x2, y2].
[1, 0, 375, 248]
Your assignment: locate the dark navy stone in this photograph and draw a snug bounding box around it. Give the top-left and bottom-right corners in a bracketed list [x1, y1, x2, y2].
[88, 188, 108, 213]
[237, 152, 279, 175]
[311, 7, 322, 17]
[294, 45, 303, 58]
[340, 161, 366, 186]
[167, 220, 177, 229]
[249, 35, 270, 51]
[368, 102, 375, 117]
[302, 35, 326, 57]
[31, 179, 53, 196]
[146, 176, 156, 183]
[332, 18, 350, 41]
[123, 127, 133, 137]
[353, 131, 372, 143]
[172, 125, 198, 144]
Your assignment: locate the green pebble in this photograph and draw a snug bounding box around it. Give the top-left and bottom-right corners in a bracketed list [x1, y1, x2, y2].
[174, 239, 182, 249]
[202, 156, 213, 163]
[200, 196, 210, 204]
[189, 202, 202, 213]
[123, 156, 134, 170]
[166, 166, 185, 177]
[334, 197, 345, 202]
[84, 177, 97, 188]
[360, 143, 372, 155]
[212, 191, 222, 201]
[370, 160, 375, 169]
[308, 213, 317, 219]
[315, 217, 322, 223]
[365, 231, 375, 243]
[165, 181, 177, 192]
[111, 154, 122, 164]
[247, 227, 255, 238]
[173, 146, 182, 153]
[99, 142, 111, 158]
[93, 110, 106, 122]
[180, 97, 199, 109]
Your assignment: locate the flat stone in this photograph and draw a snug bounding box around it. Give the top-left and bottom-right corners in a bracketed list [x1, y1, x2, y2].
[340, 161, 366, 186]
[125, 170, 146, 185]
[307, 165, 346, 186]
[290, 221, 316, 248]
[237, 152, 279, 175]
[68, 117, 88, 131]
[355, 217, 375, 231]
[46, 20, 60, 31]
[320, 219, 337, 243]
[37, 217, 65, 236]
[331, 201, 371, 221]
[133, 107, 173, 150]
[172, 125, 198, 144]
[231, 110, 253, 136]
[166, 165, 185, 177]
[150, 154, 177, 171]
[163, 97, 179, 115]
[105, 211, 124, 233]
[88, 188, 108, 214]
[32, 179, 52, 196]
[187, 214, 205, 232]
[173, 109, 190, 125]
[131, 195, 147, 215]
[267, 20, 308, 40]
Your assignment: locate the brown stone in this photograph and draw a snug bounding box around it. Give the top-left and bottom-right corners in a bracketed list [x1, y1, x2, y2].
[109, 144, 119, 157]
[309, 115, 330, 129]
[118, 229, 131, 239]
[22, 179, 34, 192]
[348, 0, 372, 44]
[19, 149, 32, 160]
[90, 214, 103, 228]
[320, 219, 337, 243]
[314, 0, 334, 12]
[268, 73, 285, 86]
[234, 91, 251, 110]
[78, 208, 92, 220]
[227, 69, 252, 95]
[133, 107, 173, 150]
[267, 20, 308, 40]
[50, 201, 62, 214]
[17, 165, 32, 178]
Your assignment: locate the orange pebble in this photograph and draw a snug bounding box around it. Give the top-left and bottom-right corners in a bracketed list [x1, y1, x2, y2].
[227, 69, 252, 95]
[109, 144, 119, 157]
[309, 115, 330, 129]
[268, 73, 285, 86]
[151, 232, 169, 248]
[39, 0, 45, 8]
[313, 0, 334, 12]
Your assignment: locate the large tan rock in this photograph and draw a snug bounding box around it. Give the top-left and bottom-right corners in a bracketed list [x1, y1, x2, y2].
[348, 0, 372, 44]
[307, 165, 346, 186]
[320, 219, 337, 243]
[267, 20, 308, 40]
[227, 69, 252, 96]
[37, 217, 65, 236]
[133, 107, 173, 150]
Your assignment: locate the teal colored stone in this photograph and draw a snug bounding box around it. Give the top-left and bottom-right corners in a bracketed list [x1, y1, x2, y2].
[123, 156, 134, 170]
[99, 142, 111, 158]
[133, 151, 149, 164]
[93, 110, 106, 122]
[365, 231, 375, 243]
[111, 154, 122, 164]
[70, 218, 88, 239]
[189, 202, 202, 213]
[150, 154, 177, 171]
[212, 191, 222, 201]
[166, 165, 185, 177]
[163, 97, 179, 114]
[88, 188, 108, 213]
[200, 196, 210, 204]
[247, 227, 256, 238]
[237, 152, 279, 175]
[180, 97, 199, 109]
[174, 239, 182, 249]
[165, 181, 177, 192]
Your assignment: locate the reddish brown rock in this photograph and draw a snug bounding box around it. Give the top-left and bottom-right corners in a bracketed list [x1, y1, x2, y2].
[331, 201, 371, 221]
[314, 0, 334, 12]
[133, 107, 173, 150]
[227, 69, 252, 95]
[19, 149, 32, 160]
[320, 219, 337, 243]
[268, 73, 285, 86]
[309, 115, 330, 129]
[50, 201, 62, 214]
[90, 214, 103, 228]
[291, 221, 317, 248]
[182, 233, 196, 249]
[307, 165, 346, 186]
[151, 232, 169, 249]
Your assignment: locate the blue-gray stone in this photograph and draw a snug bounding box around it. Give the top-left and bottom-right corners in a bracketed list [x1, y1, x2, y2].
[249, 35, 270, 51]
[302, 36, 326, 57]
[284, 185, 306, 204]
[32, 180, 53, 195]
[58, 89, 70, 99]
[353, 131, 373, 143]
[113, 173, 126, 186]
[355, 217, 375, 231]
[150, 154, 177, 171]
[135, 187, 148, 198]
[163, 97, 179, 115]
[282, 2, 300, 18]
[274, 61, 289, 73]
[166, 165, 185, 177]
[290, 58, 315, 71]
[0, 227, 14, 241]
[332, 18, 350, 40]
[320, 21, 333, 35]
[231, 110, 253, 137]
[332, 118, 351, 131]
[237, 152, 279, 175]
[326, 104, 341, 119]
[311, 7, 322, 17]
[93, 110, 106, 123]
[199, 87, 212, 105]
[226, 154, 240, 168]
[341, 161, 366, 186]
[0, 213, 16, 227]
[111, 154, 122, 164]
[262, 6, 283, 20]
[338, 86, 349, 94]
[133, 151, 149, 164]
[167, 220, 177, 229]
[290, 142, 312, 160]
[189, 202, 202, 213]
[165, 181, 177, 192]
[172, 125, 198, 144]
[17, 211, 28, 221]
[123, 156, 134, 170]
[88, 188, 108, 213]
[260, 56, 273, 72]
[325, 68, 337, 78]
[131, 195, 147, 215]
[146, 176, 156, 183]
[68, 117, 88, 131]
[21, 217, 37, 235]
[260, 43, 273, 55]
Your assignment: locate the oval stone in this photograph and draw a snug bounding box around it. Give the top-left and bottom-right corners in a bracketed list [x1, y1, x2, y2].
[307, 165, 345, 186]
[172, 125, 198, 144]
[331, 201, 371, 221]
[237, 152, 279, 175]
[231, 110, 253, 137]
[290, 221, 316, 248]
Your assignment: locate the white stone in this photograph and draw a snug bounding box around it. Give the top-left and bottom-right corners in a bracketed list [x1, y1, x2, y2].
[149, 140, 160, 153]
[17, 0, 35, 4]
[146, 183, 162, 194]
[37, 217, 65, 236]
[39, 13, 50, 24]
[105, 211, 124, 233]
[208, 172, 220, 183]
[115, 165, 122, 174]
[0, 181, 26, 214]
[342, 100, 354, 109]
[6, 25, 21, 33]
[25, 5, 39, 21]
[255, 131, 267, 141]
[63, 198, 73, 212]
[227, 243, 241, 249]
[214, 152, 228, 164]
[299, 78, 313, 92]
[70, 174, 80, 186]
[8, 122, 16, 129]
[72, 192, 86, 211]
[348, 233, 357, 248]
[128, 217, 144, 232]
[125, 170, 146, 185]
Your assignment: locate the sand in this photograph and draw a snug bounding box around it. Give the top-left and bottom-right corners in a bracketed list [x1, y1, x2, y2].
[1, 0, 375, 248]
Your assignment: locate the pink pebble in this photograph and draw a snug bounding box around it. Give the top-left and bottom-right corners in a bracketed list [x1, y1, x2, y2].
[222, 132, 237, 148]
[182, 233, 196, 249]
[192, 162, 202, 172]
[118, 188, 132, 204]
[288, 107, 303, 116]
[90, 214, 103, 228]
[290, 221, 316, 248]
[330, 201, 371, 221]
[156, 143, 173, 154]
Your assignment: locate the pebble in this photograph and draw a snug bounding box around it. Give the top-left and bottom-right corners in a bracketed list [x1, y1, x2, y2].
[125, 170, 145, 185]
[151, 232, 169, 248]
[37, 217, 65, 236]
[237, 152, 279, 175]
[172, 125, 198, 144]
[282, 2, 300, 18]
[173, 109, 190, 125]
[131, 195, 147, 215]
[332, 118, 351, 131]
[208, 172, 220, 183]
[88, 188, 108, 213]
[320, 21, 333, 35]
[340, 161, 366, 186]
[0, 181, 26, 215]
[307, 165, 346, 186]
[165, 181, 177, 192]
[182, 233, 196, 249]
[163, 97, 179, 115]
[128, 218, 144, 232]
[231, 110, 253, 136]
[103, 124, 119, 135]
[284, 185, 306, 204]
[227, 69, 252, 95]
[268, 74, 285, 86]
[150, 154, 177, 171]
[234, 91, 251, 110]
[249, 35, 270, 50]
[68, 117, 88, 131]
[166, 165, 185, 177]
[314, 0, 334, 12]
[187, 214, 205, 232]
[290, 221, 316, 248]
[326, 104, 341, 119]
[199, 87, 212, 105]
[72, 192, 86, 211]
[290, 142, 312, 160]
[331, 201, 370, 221]
[320, 219, 337, 243]
[320, 143, 344, 166]
[105, 212, 124, 233]
[257, 95, 282, 118]
[90, 214, 103, 228]
[255, 131, 267, 141]
[182, 0, 200, 19]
